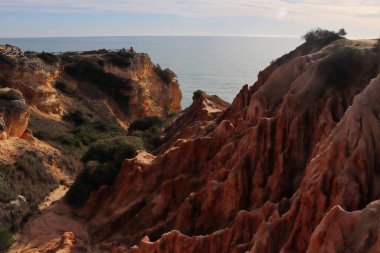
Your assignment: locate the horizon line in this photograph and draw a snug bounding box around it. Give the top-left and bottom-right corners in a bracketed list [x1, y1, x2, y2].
[0, 34, 302, 39]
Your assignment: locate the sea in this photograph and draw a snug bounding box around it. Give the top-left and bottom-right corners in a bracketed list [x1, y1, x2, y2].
[0, 36, 302, 107]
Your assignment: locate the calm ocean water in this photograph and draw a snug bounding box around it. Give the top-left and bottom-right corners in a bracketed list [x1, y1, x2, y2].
[0, 36, 302, 107]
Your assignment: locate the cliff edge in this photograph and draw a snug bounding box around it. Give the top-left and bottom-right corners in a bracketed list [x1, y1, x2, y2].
[82, 38, 380, 253]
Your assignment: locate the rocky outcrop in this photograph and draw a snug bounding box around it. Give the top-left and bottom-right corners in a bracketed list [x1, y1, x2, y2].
[104, 53, 182, 120]
[79, 39, 380, 253]
[156, 90, 229, 153]
[0, 88, 29, 139]
[0, 46, 182, 124]
[0, 51, 63, 115]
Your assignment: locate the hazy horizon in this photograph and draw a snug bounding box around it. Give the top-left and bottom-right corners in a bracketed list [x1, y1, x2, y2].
[1, 1, 379, 39]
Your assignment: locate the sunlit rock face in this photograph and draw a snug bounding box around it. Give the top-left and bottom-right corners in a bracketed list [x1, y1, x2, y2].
[0, 46, 182, 122]
[78, 39, 380, 253]
[0, 88, 29, 139]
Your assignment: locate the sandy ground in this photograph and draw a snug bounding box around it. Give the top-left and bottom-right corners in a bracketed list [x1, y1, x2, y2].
[0, 137, 88, 253]
[10, 200, 89, 253]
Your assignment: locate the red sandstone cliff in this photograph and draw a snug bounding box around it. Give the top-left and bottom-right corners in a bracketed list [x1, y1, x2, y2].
[78, 39, 380, 253]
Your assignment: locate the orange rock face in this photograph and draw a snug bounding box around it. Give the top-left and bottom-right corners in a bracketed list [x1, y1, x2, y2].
[0, 88, 29, 139]
[0, 47, 182, 122]
[79, 39, 380, 253]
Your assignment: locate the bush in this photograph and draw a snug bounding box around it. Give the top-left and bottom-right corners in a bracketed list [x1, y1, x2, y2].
[0, 223, 11, 253]
[37, 52, 60, 65]
[81, 136, 144, 163]
[0, 55, 16, 68]
[54, 81, 76, 95]
[58, 134, 83, 147]
[128, 116, 162, 133]
[66, 136, 144, 206]
[60, 52, 79, 63]
[105, 52, 133, 68]
[0, 88, 23, 101]
[318, 47, 377, 94]
[63, 109, 91, 126]
[153, 64, 177, 84]
[302, 28, 345, 44]
[80, 49, 109, 55]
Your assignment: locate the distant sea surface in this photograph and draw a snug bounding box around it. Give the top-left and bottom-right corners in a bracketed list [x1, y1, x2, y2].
[0, 36, 302, 107]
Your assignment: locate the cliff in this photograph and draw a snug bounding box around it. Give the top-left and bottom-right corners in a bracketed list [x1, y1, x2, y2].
[78, 39, 380, 252]
[9, 38, 380, 253]
[0, 46, 182, 252]
[0, 48, 181, 123]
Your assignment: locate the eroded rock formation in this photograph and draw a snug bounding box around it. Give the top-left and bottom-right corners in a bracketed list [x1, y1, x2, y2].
[79, 39, 380, 253]
[0, 88, 29, 139]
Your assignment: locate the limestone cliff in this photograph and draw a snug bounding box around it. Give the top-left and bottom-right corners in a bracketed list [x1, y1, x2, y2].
[0, 48, 182, 124]
[78, 39, 380, 252]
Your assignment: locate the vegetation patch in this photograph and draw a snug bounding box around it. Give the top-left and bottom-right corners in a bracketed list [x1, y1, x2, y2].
[318, 47, 377, 92]
[0, 223, 11, 253]
[37, 52, 60, 65]
[63, 109, 92, 126]
[105, 51, 134, 68]
[65, 60, 133, 109]
[0, 55, 16, 68]
[80, 49, 109, 55]
[0, 151, 57, 232]
[35, 107, 127, 158]
[54, 81, 76, 95]
[302, 28, 346, 45]
[270, 28, 347, 69]
[128, 116, 162, 133]
[153, 64, 177, 84]
[65, 136, 145, 207]
[65, 115, 164, 207]
[0, 89, 23, 101]
[129, 116, 163, 152]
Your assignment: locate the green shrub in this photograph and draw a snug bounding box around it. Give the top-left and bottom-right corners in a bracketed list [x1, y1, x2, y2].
[0, 223, 11, 253]
[318, 47, 376, 92]
[105, 52, 133, 68]
[128, 116, 162, 133]
[0, 55, 16, 68]
[60, 52, 79, 63]
[33, 130, 57, 141]
[37, 52, 60, 65]
[81, 136, 144, 163]
[153, 64, 177, 84]
[54, 81, 76, 95]
[58, 134, 83, 147]
[80, 49, 109, 55]
[0, 88, 23, 101]
[0, 163, 14, 202]
[63, 109, 91, 126]
[302, 28, 345, 44]
[66, 136, 144, 207]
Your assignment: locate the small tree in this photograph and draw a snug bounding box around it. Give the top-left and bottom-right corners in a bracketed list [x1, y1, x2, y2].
[338, 28, 347, 37]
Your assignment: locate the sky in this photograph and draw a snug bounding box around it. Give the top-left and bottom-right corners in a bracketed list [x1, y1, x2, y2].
[0, 0, 379, 38]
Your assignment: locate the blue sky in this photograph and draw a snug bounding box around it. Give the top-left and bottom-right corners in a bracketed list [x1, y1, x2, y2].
[0, 0, 379, 38]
